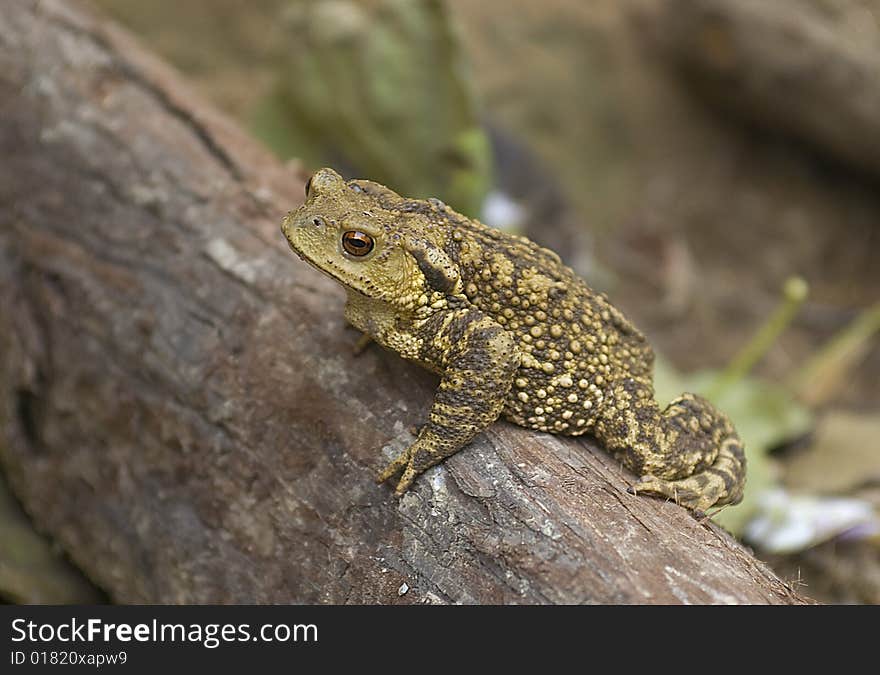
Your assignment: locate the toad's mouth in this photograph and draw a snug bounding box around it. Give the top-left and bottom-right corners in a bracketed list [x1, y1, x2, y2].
[287, 244, 372, 299]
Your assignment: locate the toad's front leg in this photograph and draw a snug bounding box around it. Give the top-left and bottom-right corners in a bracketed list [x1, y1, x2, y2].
[378, 309, 519, 495]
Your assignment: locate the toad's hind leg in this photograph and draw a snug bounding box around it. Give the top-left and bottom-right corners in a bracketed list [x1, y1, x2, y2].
[593, 378, 746, 512]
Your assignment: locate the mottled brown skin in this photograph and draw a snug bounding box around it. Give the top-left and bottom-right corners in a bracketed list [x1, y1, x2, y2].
[282, 168, 746, 512]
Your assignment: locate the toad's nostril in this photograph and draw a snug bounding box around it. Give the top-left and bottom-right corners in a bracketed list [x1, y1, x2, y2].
[312, 216, 326, 227]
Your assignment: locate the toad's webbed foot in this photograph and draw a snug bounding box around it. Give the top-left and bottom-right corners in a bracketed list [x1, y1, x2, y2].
[376, 447, 415, 495]
[597, 383, 746, 511]
[376, 433, 447, 496]
[628, 432, 745, 512]
[352, 332, 373, 356]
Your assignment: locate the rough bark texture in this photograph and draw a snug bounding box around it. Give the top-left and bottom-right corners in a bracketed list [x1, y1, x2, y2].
[656, 0, 880, 177]
[0, 0, 809, 604]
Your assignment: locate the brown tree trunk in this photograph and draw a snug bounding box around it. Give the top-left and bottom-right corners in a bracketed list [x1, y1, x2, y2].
[0, 0, 809, 604]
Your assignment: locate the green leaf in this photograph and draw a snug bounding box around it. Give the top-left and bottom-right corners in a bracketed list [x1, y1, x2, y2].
[251, 0, 492, 217]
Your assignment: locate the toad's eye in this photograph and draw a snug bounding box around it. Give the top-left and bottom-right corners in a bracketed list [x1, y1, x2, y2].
[342, 231, 374, 257]
[305, 176, 312, 197]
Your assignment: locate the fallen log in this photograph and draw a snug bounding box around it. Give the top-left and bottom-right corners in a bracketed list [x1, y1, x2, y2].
[655, 0, 880, 177]
[0, 0, 808, 604]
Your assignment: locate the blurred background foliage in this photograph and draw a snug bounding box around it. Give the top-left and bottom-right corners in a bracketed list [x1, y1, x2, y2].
[252, 0, 493, 218]
[3, 0, 877, 604]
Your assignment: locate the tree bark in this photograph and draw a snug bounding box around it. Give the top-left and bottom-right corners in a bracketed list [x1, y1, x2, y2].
[0, 0, 809, 604]
[654, 0, 880, 177]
